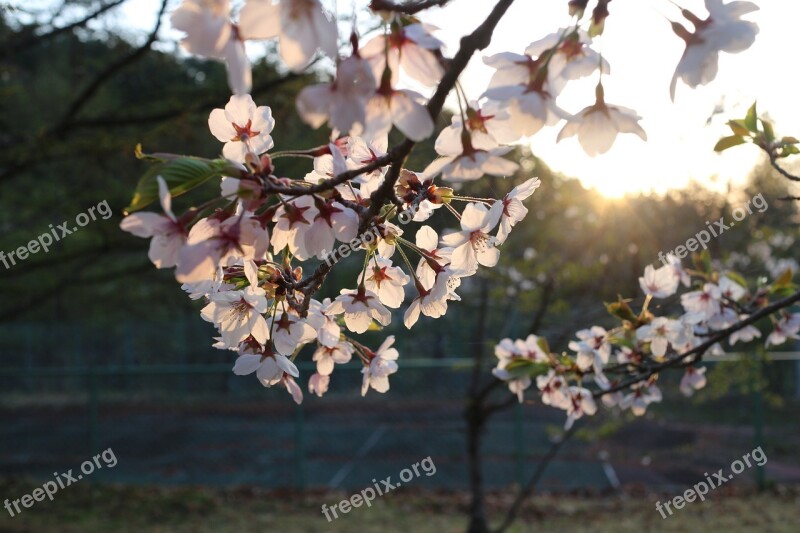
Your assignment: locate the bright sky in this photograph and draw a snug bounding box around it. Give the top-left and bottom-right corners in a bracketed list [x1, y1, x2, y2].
[108, 0, 796, 198]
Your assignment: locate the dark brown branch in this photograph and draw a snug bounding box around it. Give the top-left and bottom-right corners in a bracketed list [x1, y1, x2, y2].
[2, 0, 127, 58]
[293, 0, 516, 308]
[494, 425, 578, 532]
[69, 72, 305, 130]
[369, 0, 451, 15]
[769, 153, 800, 182]
[50, 0, 169, 136]
[596, 288, 800, 397]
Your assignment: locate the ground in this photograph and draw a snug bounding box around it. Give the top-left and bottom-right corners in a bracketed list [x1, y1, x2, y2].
[0, 481, 798, 532]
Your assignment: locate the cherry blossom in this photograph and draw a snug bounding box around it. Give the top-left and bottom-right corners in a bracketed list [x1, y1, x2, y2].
[208, 95, 275, 163]
[272, 311, 316, 355]
[525, 29, 609, 91]
[176, 214, 267, 283]
[496, 178, 541, 244]
[636, 317, 683, 357]
[679, 366, 707, 396]
[312, 341, 354, 376]
[296, 52, 377, 134]
[362, 88, 434, 142]
[120, 177, 187, 268]
[441, 202, 503, 275]
[308, 373, 330, 397]
[639, 263, 680, 299]
[201, 285, 270, 347]
[328, 287, 392, 333]
[170, 0, 251, 94]
[361, 336, 400, 396]
[669, 0, 759, 100]
[239, 0, 338, 73]
[363, 256, 410, 308]
[564, 387, 597, 429]
[482, 52, 569, 138]
[434, 102, 519, 151]
[361, 23, 444, 87]
[557, 84, 646, 156]
[681, 283, 722, 323]
[232, 347, 299, 387]
[403, 267, 458, 329]
[620, 381, 662, 416]
[537, 370, 569, 408]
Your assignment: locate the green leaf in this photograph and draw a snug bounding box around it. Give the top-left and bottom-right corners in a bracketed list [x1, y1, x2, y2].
[714, 135, 746, 152]
[536, 336, 550, 355]
[724, 271, 749, 290]
[762, 119, 775, 143]
[744, 102, 758, 132]
[772, 268, 793, 289]
[125, 157, 230, 214]
[605, 298, 637, 322]
[728, 120, 750, 137]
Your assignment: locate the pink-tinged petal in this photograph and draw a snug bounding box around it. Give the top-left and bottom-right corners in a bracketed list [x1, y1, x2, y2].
[415, 226, 438, 250]
[276, 354, 300, 377]
[285, 376, 304, 404]
[222, 140, 248, 163]
[449, 242, 476, 273]
[279, 16, 318, 72]
[120, 213, 167, 238]
[311, 5, 338, 59]
[233, 354, 262, 375]
[440, 230, 468, 248]
[460, 203, 490, 231]
[156, 176, 176, 221]
[344, 312, 372, 333]
[390, 91, 434, 141]
[148, 234, 184, 269]
[224, 39, 251, 95]
[176, 240, 221, 283]
[476, 245, 500, 267]
[403, 299, 421, 329]
[208, 108, 236, 142]
[296, 84, 332, 128]
[400, 43, 443, 86]
[421, 156, 455, 180]
[251, 314, 270, 344]
[238, 0, 281, 40]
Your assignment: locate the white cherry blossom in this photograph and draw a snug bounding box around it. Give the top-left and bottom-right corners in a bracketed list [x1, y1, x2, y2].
[441, 202, 503, 275]
[328, 288, 392, 333]
[120, 177, 187, 268]
[208, 95, 275, 163]
[361, 336, 399, 396]
[239, 0, 338, 73]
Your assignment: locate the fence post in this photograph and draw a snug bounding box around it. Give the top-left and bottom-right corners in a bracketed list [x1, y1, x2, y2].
[89, 369, 99, 461]
[752, 350, 765, 490]
[295, 402, 306, 490]
[515, 402, 524, 487]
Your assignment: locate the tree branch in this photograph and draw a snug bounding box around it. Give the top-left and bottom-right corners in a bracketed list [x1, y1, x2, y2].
[494, 425, 578, 532]
[369, 0, 452, 15]
[769, 153, 800, 182]
[2, 0, 127, 58]
[292, 0, 516, 307]
[50, 0, 169, 136]
[596, 288, 800, 397]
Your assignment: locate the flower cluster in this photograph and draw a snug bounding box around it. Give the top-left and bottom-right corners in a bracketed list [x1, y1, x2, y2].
[121, 0, 763, 404]
[493, 252, 798, 429]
